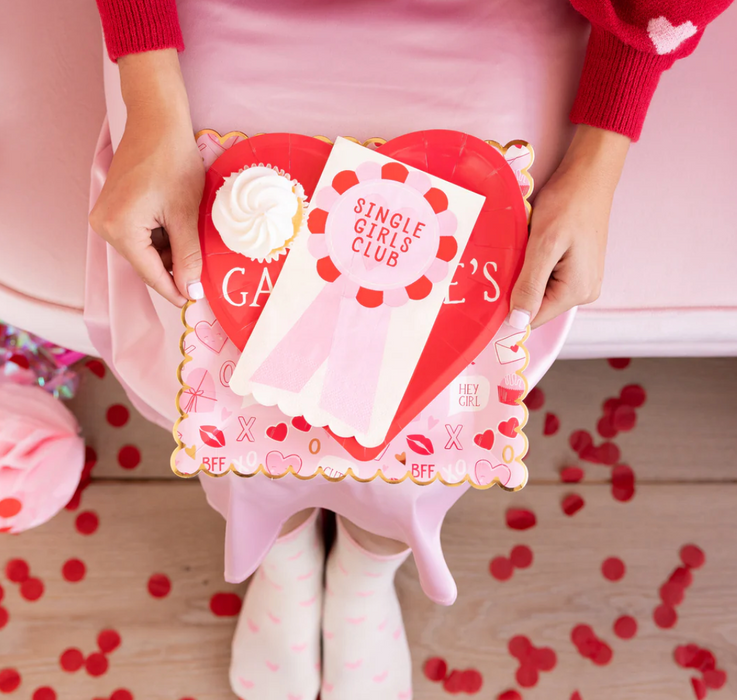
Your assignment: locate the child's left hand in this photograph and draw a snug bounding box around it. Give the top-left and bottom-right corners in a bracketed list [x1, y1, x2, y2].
[508, 125, 631, 330]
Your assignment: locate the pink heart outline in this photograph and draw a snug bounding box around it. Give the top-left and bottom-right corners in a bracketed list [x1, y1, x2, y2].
[474, 459, 512, 487]
[265, 450, 303, 475]
[195, 319, 228, 354]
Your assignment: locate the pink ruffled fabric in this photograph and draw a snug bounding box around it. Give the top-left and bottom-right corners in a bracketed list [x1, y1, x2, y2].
[0, 382, 85, 533]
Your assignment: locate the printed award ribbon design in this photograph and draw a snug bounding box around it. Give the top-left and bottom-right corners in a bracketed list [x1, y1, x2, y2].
[250, 161, 458, 434]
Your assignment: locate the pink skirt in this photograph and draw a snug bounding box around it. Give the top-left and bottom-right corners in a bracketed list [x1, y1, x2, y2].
[85, 0, 582, 605]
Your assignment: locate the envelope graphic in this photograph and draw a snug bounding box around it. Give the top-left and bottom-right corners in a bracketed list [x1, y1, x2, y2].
[494, 331, 526, 365]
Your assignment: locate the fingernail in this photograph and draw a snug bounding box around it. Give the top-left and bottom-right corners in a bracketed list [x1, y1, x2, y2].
[187, 280, 204, 300]
[507, 309, 531, 330]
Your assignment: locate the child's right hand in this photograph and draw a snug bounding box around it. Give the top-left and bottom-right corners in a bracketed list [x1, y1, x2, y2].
[89, 50, 205, 307]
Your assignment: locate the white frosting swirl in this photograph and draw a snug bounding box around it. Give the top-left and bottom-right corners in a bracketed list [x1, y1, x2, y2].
[212, 166, 302, 261]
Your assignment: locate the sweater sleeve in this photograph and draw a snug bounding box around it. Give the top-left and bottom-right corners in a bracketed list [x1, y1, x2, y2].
[569, 0, 734, 140]
[96, 0, 184, 62]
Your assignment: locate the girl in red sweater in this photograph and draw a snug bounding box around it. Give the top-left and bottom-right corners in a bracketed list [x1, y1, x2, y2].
[89, 2, 733, 698]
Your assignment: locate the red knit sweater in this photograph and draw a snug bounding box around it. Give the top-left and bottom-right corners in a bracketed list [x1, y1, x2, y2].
[95, 0, 733, 140]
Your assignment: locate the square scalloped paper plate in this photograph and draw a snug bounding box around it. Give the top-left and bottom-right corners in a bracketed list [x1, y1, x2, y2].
[172, 130, 534, 491]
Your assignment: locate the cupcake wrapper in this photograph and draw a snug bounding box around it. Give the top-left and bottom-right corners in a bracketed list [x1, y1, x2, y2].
[498, 386, 524, 406]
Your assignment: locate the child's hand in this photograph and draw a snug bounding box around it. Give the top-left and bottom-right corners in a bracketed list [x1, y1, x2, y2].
[89, 50, 205, 307]
[508, 125, 630, 329]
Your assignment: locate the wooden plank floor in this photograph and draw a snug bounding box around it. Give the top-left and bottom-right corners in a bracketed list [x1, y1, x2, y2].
[2, 356, 736, 700]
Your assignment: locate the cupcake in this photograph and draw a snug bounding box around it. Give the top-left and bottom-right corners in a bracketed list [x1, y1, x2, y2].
[498, 373, 525, 405]
[212, 164, 305, 262]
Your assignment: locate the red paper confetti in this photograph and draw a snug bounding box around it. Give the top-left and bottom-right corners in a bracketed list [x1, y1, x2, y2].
[569, 430, 592, 454]
[612, 404, 637, 432]
[562, 494, 585, 516]
[704, 669, 727, 689]
[147, 574, 171, 599]
[592, 642, 613, 666]
[530, 647, 557, 671]
[443, 669, 464, 694]
[106, 404, 130, 427]
[508, 636, 532, 662]
[498, 692, 522, 700]
[110, 691, 134, 700]
[653, 604, 678, 629]
[510, 545, 533, 569]
[62, 559, 86, 583]
[524, 387, 545, 411]
[20, 577, 44, 602]
[602, 557, 626, 582]
[0, 607, 8, 630]
[210, 592, 242, 617]
[32, 688, 57, 700]
[75, 511, 99, 535]
[0, 498, 22, 519]
[613, 616, 638, 639]
[602, 398, 620, 413]
[571, 625, 594, 647]
[506, 509, 537, 531]
[680, 544, 706, 569]
[607, 358, 631, 369]
[98, 629, 122, 654]
[579, 442, 620, 467]
[459, 669, 483, 693]
[669, 566, 693, 588]
[660, 581, 685, 606]
[571, 693, 583, 700]
[423, 657, 447, 682]
[675, 645, 700, 668]
[60, 648, 85, 672]
[560, 466, 584, 483]
[0, 669, 21, 693]
[543, 412, 560, 436]
[65, 445, 98, 511]
[695, 649, 716, 673]
[490, 556, 514, 581]
[5, 558, 30, 583]
[85, 652, 109, 677]
[691, 677, 707, 700]
[0, 583, 3, 603]
[620, 385, 647, 407]
[85, 359, 106, 378]
[516, 664, 538, 688]
[85, 445, 98, 467]
[117, 445, 141, 470]
[571, 625, 613, 665]
[596, 416, 618, 439]
[611, 464, 636, 502]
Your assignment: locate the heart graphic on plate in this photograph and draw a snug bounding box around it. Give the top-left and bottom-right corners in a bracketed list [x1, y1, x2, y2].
[498, 417, 520, 438]
[474, 459, 512, 487]
[195, 319, 228, 354]
[265, 450, 303, 476]
[199, 131, 527, 461]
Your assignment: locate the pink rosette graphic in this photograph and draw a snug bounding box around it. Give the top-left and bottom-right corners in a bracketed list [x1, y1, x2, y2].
[251, 161, 459, 433]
